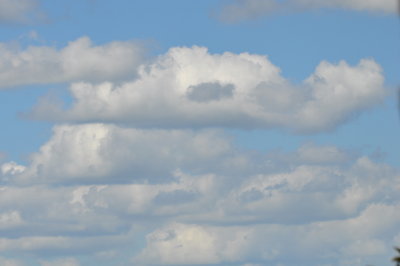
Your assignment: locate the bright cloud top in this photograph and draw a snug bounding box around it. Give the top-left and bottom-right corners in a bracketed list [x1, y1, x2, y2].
[0, 37, 145, 88]
[10, 124, 235, 185]
[32, 46, 386, 133]
[217, 0, 398, 22]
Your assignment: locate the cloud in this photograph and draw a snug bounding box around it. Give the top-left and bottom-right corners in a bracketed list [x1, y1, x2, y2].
[217, 0, 397, 22]
[134, 223, 223, 265]
[0, 36, 145, 89]
[0, 211, 24, 229]
[0, 123, 399, 264]
[0, 0, 43, 24]
[1, 162, 26, 176]
[135, 202, 400, 265]
[40, 258, 80, 266]
[1, 104, 398, 264]
[30, 46, 386, 133]
[0, 233, 135, 256]
[7, 123, 365, 187]
[0, 257, 23, 266]
[9, 124, 239, 185]
[216, 156, 398, 224]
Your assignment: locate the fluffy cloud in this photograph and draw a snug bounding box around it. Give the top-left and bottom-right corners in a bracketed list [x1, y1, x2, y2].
[217, 0, 397, 22]
[0, 36, 145, 88]
[135, 203, 400, 265]
[216, 156, 398, 225]
[31, 46, 386, 133]
[0, 123, 399, 264]
[0, 0, 42, 24]
[1, 162, 26, 176]
[10, 124, 240, 185]
[7, 123, 367, 187]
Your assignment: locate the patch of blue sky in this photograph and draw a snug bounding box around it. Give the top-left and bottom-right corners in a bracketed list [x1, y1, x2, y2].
[0, 85, 54, 164]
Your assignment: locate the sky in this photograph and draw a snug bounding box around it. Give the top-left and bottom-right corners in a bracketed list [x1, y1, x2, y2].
[0, 0, 399, 265]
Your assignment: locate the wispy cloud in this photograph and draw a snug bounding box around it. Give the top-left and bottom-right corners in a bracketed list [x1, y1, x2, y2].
[217, 0, 397, 23]
[0, 0, 44, 24]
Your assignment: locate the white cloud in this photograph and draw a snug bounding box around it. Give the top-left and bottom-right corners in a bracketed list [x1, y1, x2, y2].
[134, 223, 223, 265]
[0, 211, 24, 229]
[135, 203, 400, 265]
[1, 161, 26, 176]
[2, 124, 396, 223]
[0, 184, 134, 238]
[11, 124, 237, 185]
[216, 156, 398, 225]
[217, 0, 397, 22]
[0, 233, 134, 255]
[31, 46, 386, 133]
[0, 257, 23, 266]
[297, 0, 397, 12]
[0, 0, 42, 24]
[0, 36, 145, 88]
[0, 124, 398, 264]
[8, 123, 366, 187]
[40, 258, 80, 266]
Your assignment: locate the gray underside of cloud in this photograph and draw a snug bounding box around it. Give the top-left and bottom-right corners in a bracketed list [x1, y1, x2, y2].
[216, 0, 397, 23]
[0, 0, 43, 24]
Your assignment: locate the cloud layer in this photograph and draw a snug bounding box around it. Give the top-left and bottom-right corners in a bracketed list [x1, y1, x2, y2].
[30, 46, 386, 133]
[217, 0, 398, 22]
[0, 123, 399, 265]
[10, 124, 236, 185]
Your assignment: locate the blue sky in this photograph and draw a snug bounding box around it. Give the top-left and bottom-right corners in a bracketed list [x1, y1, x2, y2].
[0, 0, 399, 265]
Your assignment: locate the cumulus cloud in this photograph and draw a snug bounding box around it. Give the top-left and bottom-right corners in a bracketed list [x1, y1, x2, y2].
[0, 122, 399, 264]
[0, 36, 145, 89]
[0, 0, 43, 24]
[30, 46, 386, 133]
[7, 123, 365, 187]
[135, 203, 400, 265]
[217, 0, 397, 22]
[1, 161, 26, 176]
[10, 124, 240, 185]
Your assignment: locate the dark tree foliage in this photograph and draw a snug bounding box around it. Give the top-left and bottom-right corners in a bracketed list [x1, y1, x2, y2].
[393, 247, 400, 266]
